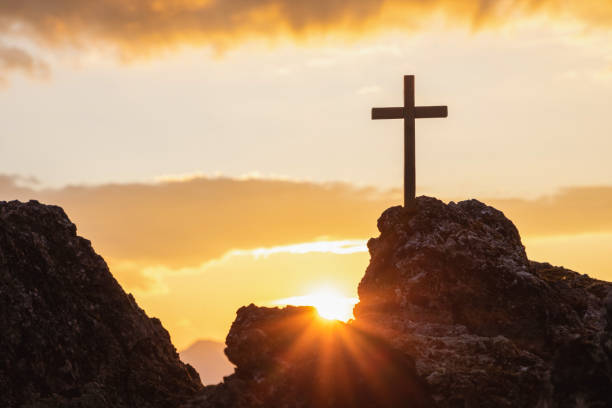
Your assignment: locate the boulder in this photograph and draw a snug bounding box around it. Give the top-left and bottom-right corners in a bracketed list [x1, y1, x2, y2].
[355, 197, 612, 407]
[185, 304, 434, 408]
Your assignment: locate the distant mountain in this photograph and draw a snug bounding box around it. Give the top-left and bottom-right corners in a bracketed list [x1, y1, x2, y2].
[180, 340, 234, 385]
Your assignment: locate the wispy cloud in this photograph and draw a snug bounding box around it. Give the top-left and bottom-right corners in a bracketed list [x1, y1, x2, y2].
[0, 174, 392, 289]
[488, 186, 612, 237]
[2, 174, 612, 291]
[127, 239, 368, 294]
[0, 43, 49, 85]
[244, 240, 368, 258]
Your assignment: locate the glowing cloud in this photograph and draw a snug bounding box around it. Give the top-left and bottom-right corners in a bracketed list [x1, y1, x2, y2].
[245, 240, 368, 258]
[3, 175, 612, 289]
[274, 286, 359, 321]
[1, 1, 612, 58]
[0, 43, 49, 84]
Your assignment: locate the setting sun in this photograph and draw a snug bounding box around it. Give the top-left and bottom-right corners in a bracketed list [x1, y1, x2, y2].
[273, 287, 359, 322]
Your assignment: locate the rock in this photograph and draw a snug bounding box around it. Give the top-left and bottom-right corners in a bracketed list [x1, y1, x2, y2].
[0, 200, 202, 407]
[184, 304, 435, 408]
[188, 196, 612, 408]
[5, 196, 612, 407]
[354, 197, 612, 407]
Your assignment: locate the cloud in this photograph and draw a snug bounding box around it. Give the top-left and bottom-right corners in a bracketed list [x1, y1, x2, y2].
[488, 186, 612, 237]
[1, 0, 612, 60]
[0, 174, 39, 195]
[247, 240, 368, 257]
[0, 43, 49, 84]
[0, 176, 395, 288]
[1, 0, 611, 83]
[2, 175, 612, 290]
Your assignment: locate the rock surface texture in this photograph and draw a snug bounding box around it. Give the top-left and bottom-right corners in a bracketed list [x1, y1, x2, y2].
[185, 305, 434, 408]
[0, 200, 202, 407]
[354, 197, 612, 407]
[187, 196, 612, 408]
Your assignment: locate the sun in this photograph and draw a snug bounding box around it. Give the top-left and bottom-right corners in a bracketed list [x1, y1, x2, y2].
[273, 287, 359, 322]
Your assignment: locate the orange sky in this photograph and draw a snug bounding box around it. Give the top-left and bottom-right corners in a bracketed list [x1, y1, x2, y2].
[1, 1, 611, 348]
[1, 176, 611, 348]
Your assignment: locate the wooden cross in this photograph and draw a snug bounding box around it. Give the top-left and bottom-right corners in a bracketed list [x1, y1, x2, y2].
[372, 75, 448, 212]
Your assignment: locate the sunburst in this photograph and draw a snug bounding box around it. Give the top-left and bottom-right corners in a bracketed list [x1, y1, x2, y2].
[274, 287, 358, 321]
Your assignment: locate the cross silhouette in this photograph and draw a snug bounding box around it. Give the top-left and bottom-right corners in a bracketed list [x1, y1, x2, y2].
[372, 75, 448, 212]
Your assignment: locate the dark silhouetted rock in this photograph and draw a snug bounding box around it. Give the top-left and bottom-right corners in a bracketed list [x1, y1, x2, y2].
[5, 196, 612, 408]
[184, 304, 435, 408]
[354, 197, 612, 407]
[0, 200, 202, 407]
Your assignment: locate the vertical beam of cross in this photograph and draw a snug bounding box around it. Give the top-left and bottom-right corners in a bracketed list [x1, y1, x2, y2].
[404, 75, 416, 212]
[372, 75, 448, 212]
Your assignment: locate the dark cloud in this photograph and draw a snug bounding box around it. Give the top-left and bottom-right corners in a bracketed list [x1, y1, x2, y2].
[1, 0, 610, 83]
[0, 1, 610, 57]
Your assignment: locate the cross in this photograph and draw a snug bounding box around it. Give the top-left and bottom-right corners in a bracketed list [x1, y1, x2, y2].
[372, 75, 448, 212]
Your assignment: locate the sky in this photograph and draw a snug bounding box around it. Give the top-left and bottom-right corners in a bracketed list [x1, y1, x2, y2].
[1, 0, 612, 349]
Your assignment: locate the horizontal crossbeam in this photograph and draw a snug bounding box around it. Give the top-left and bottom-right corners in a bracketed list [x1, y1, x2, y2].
[415, 106, 448, 118]
[371, 107, 403, 119]
[372, 106, 448, 120]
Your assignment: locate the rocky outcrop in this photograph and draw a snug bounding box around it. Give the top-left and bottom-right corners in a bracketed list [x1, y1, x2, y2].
[185, 305, 434, 408]
[188, 196, 612, 408]
[354, 197, 612, 407]
[0, 200, 202, 407]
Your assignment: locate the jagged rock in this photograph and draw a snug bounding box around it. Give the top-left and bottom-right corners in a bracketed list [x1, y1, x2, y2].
[354, 197, 612, 407]
[188, 196, 612, 408]
[5, 196, 611, 408]
[184, 304, 434, 408]
[0, 200, 202, 407]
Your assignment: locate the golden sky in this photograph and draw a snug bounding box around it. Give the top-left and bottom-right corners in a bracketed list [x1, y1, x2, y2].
[1, 1, 611, 348]
[2, 176, 611, 348]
